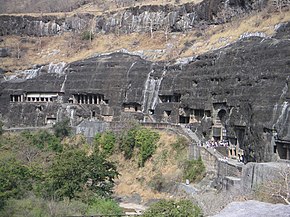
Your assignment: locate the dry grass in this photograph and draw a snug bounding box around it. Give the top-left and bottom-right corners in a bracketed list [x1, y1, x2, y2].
[179, 10, 290, 57]
[74, 0, 203, 14]
[112, 130, 188, 202]
[0, 0, 203, 17]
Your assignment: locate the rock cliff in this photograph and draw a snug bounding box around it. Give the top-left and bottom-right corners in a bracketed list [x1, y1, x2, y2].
[95, 0, 268, 34]
[0, 14, 93, 36]
[0, 0, 268, 36]
[212, 200, 290, 217]
[1, 21, 289, 162]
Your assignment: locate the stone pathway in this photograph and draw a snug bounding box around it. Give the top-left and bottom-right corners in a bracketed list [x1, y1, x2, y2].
[119, 202, 147, 215]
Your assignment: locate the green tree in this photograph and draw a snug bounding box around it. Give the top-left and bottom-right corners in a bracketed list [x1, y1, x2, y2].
[119, 127, 138, 159]
[53, 119, 71, 139]
[142, 199, 202, 217]
[0, 196, 88, 217]
[87, 198, 123, 216]
[43, 149, 118, 201]
[94, 131, 116, 156]
[0, 196, 50, 217]
[0, 155, 31, 209]
[135, 128, 159, 167]
[32, 130, 62, 152]
[183, 157, 205, 183]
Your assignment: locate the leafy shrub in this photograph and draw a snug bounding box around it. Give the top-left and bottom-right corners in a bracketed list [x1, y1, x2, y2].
[82, 30, 94, 41]
[0, 196, 88, 217]
[119, 127, 138, 159]
[118, 127, 160, 167]
[148, 173, 166, 192]
[20, 130, 62, 152]
[43, 150, 118, 200]
[87, 198, 123, 215]
[183, 157, 205, 183]
[0, 155, 31, 209]
[53, 119, 71, 139]
[142, 199, 202, 217]
[33, 130, 62, 152]
[94, 131, 116, 156]
[0, 196, 50, 217]
[135, 128, 160, 167]
[171, 136, 189, 150]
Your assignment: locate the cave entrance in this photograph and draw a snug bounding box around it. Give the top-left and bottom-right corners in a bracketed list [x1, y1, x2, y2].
[91, 110, 96, 117]
[46, 117, 56, 125]
[276, 140, 290, 160]
[212, 127, 222, 141]
[159, 94, 181, 103]
[179, 115, 190, 124]
[235, 126, 246, 150]
[217, 109, 227, 125]
[123, 103, 141, 112]
[194, 109, 204, 122]
[149, 109, 155, 115]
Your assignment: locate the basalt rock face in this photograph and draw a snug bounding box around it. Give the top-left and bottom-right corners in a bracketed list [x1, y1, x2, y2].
[95, 0, 268, 34]
[213, 200, 290, 217]
[0, 23, 290, 162]
[0, 14, 93, 36]
[0, 0, 267, 36]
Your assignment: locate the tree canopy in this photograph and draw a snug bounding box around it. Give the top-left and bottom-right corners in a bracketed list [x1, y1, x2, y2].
[43, 149, 119, 200]
[143, 199, 202, 217]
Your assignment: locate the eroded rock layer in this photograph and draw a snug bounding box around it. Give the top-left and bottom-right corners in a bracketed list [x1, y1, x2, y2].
[0, 0, 267, 36]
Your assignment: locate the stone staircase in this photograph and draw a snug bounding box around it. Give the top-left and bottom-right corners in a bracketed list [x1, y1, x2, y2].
[180, 124, 201, 144]
[179, 124, 243, 191]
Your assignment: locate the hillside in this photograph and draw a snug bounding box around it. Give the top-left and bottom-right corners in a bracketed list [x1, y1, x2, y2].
[0, 0, 290, 216]
[0, 1, 289, 72]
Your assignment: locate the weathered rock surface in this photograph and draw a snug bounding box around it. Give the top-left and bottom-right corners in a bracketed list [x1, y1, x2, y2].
[95, 0, 267, 34]
[0, 0, 267, 36]
[0, 22, 290, 162]
[242, 162, 289, 193]
[0, 14, 93, 36]
[0, 48, 10, 57]
[212, 200, 290, 217]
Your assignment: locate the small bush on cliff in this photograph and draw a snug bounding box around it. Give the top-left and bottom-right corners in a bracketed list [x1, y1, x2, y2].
[118, 126, 160, 167]
[119, 127, 138, 159]
[148, 173, 175, 193]
[20, 130, 62, 152]
[171, 135, 189, 150]
[135, 128, 160, 167]
[87, 197, 123, 216]
[148, 173, 165, 192]
[81, 30, 94, 41]
[183, 157, 205, 183]
[142, 199, 202, 217]
[53, 119, 71, 139]
[94, 131, 116, 156]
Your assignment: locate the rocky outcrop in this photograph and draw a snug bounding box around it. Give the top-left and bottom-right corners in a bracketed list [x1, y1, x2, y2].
[242, 162, 289, 193]
[95, 0, 268, 34]
[0, 0, 268, 36]
[0, 48, 10, 57]
[212, 200, 290, 217]
[0, 14, 93, 36]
